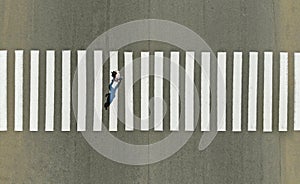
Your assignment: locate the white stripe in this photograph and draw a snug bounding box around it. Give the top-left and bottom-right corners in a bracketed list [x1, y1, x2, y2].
[61, 51, 71, 131]
[263, 52, 273, 132]
[170, 52, 180, 131]
[14, 50, 23, 131]
[45, 51, 55, 131]
[279, 52, 288, 131]
[93, 51, 103, 131]
[248, 52, 258, 131]
[217, 52, 226, 131]
[29, 51, 39, 131]
[141, 52, 149, 131]
[201, 52, 210, 131]
[232, 52, 242, 132]
[0, 51, 7, 131]
[154, 52, 164, 131]
[125, 52, 134, 131]
[77, 50, 86, 131]
[295, 53, 300, 131]
[185, 52, 195, 131]
[109, 51, 118, 131]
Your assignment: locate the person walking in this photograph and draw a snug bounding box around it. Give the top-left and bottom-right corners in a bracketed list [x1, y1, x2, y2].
[104, 71, 122, 110]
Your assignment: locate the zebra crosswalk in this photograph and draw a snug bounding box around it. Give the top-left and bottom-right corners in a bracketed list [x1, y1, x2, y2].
[0, 50, 300, 132]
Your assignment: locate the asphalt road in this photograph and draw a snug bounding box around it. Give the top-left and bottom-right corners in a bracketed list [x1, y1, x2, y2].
[0, 0, 299, 183]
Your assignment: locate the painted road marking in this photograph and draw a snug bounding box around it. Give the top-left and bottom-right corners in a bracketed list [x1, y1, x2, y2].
[0, 50, 300, 132]
[217, 52, 226, 131]
[61, 51, 71, 131]
[141, 52, 150, 131]
[201, 52, 210, 131]
[279, 52, 288, 131]
[185, 52, 195, 131]
[263, 52, 273, 132]
[232, 52, 242, 132]
[45, 51, 55, 131]
[125, 52, 134, 131]
[248, 52, 258, 131]
[295, 53, 300, 131]
[109, 51, 118, 131]
[14, 50, 23, 131]
[170, 52, 180, 131]
[77, 50, 86, 131]
[30, 50, 39, 131]
[93, 50, 103, 131]
[154, 52, 164, 131]
[0, 51, 7, 131]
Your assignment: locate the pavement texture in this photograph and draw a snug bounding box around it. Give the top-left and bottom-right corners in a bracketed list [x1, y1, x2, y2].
[0, 0, 299, 183]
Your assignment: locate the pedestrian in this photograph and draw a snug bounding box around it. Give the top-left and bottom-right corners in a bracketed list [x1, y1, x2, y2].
[104, 71, 122, 110]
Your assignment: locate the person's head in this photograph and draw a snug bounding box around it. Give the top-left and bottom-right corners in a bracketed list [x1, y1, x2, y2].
[111, 71, 117, 78]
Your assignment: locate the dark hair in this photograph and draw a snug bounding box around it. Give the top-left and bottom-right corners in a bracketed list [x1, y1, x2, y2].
[111, 71, 117, 78]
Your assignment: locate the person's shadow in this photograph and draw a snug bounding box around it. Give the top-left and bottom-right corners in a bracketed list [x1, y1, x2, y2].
[104, 72, 122, 110]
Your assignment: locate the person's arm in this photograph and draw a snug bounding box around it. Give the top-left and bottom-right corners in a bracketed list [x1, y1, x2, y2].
[115, 80, 122, 89]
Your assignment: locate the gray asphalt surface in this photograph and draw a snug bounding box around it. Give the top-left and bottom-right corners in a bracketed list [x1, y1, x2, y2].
[0, 0, 293, 183]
